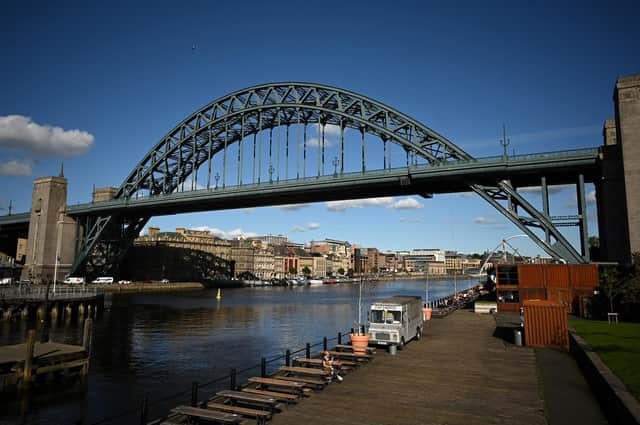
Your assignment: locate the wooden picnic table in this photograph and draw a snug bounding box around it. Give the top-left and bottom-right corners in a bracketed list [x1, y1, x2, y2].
[274, 374, 326, 389]
[206, 402, 271, 425]
[171, 405, 241, 424]
[279, 366, 327, 377]
[326, 350, 373, 360]
[216, 390, 279, 413]
[242, 387, 300, 403]
[248, 376, 306, 397]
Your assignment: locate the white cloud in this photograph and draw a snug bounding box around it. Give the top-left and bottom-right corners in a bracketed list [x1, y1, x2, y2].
[388, 197, 424, 210]
[275, 203, 308, 211]
[306, 124, 341, 148]
[0, 158, 32, 176]
[326, 197, 393, 211]
[399, 217, 424, 223]
[564, 190, 598, 209]
[518, 184, 571, 195]
[290, 222, 320, 233]
[190, 226, 257, 239]
[0, 115, 94, 157]
[472, 217, 499, 225]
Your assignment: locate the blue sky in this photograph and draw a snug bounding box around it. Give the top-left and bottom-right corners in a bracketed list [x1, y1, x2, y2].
[1, 0, 639, 256]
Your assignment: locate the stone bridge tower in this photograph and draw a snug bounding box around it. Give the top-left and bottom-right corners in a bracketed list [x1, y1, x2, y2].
[21, 166, 80, 283]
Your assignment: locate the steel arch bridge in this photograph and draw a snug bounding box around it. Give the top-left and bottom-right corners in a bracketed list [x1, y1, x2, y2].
[68, 82, 593, 276]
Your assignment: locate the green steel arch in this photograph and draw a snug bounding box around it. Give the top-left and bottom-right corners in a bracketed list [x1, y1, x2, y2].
[118, 82, 472, 199]
[72, 82, 586, 277]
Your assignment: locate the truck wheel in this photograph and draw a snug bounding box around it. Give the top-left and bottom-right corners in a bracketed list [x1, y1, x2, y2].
[398, 337, 405, 350]
[415, 327, 422, 340]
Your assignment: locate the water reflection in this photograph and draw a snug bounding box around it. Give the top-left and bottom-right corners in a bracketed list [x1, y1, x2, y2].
[0, 278, 476, 424]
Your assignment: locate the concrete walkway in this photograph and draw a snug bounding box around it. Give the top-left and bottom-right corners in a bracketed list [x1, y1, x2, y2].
[271, 310, 545, 425]
[536, 348, 608, 425]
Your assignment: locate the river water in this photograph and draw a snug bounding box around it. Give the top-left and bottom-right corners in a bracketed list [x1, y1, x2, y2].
[0, 278, 476, 425]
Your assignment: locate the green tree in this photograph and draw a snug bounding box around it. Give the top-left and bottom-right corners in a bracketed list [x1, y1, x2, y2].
[288, 266, 297, 275]
[347, 268, 354, 278]
[302, 266, 311, 276]
[601, 252, 640, 313]
[337, 267, 345, 276]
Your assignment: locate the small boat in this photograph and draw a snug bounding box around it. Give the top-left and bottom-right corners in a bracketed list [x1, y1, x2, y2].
[308, 278, 323, 286]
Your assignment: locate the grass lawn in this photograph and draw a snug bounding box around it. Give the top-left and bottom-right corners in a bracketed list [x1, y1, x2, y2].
[570, 318, 640, 400]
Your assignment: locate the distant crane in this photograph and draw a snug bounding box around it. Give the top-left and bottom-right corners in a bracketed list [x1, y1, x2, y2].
[480, 234, 529, 272]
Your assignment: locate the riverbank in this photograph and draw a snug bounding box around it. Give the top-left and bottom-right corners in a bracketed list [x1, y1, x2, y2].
[97, 282, 204, 293]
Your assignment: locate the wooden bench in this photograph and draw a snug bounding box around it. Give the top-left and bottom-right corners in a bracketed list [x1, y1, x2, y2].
[335, 344, 376, 354]
[293, 357, 357, 369]
[206, 402, 271, 425]
[242, 388, 300, 403]
[248, 377, 306, 397]
[279, 366, 327, 377]
[216, 390, 280, 413]
[274, 374, 327, 389]
[171, 405, 241, 424]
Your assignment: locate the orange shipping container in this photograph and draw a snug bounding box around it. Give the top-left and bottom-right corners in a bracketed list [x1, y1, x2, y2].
[543, 265, 570, 289]
[523, 300, 569, 349]
[520, 288, 546, 302]
[569, 264, 599, 289]
[517, 265, 545, 288]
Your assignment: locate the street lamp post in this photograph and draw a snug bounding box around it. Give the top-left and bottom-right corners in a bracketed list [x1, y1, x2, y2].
[53, 219, 63, 294]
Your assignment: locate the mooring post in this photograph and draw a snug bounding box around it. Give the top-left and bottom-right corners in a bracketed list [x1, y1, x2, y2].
[82, 318, 93, 378]
[350, 327, 354, 335]
[140, 397, 148, 425]
[305, 343, 310, 359]
[261, 357, 266, 377]
[323, 337, 327, 351]
[338, 332, 342, 345]
[191, 381, 198, 407]
[22, 329, 37, 389]
[230, 368, 237, 390]
[361, 324, 366, 335]
[285, 349, 291, 367]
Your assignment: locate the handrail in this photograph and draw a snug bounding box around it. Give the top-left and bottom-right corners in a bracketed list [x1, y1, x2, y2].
[0, 285, 102, 301]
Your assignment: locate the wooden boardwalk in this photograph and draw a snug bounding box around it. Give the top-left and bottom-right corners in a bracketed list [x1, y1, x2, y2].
[270, 310, 544, 425]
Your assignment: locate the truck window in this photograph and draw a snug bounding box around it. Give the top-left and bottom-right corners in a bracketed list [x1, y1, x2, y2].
[385, 311, 401, 324]
[371, 310, 384, 323]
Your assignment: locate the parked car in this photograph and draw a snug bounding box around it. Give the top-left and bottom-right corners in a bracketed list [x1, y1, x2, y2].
[161, 279, 170, 284]
[64, 276, 85, 284]
[92, 277, 114, 284]
[0, 277, 13, 285]
[118, 280, 131, 284]
[17, 279, 32, 285]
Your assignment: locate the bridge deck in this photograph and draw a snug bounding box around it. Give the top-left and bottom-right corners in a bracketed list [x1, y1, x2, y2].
[270, 309, 544, 425]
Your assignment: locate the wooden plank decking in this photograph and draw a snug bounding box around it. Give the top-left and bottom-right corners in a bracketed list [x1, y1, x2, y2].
[270, 310, 545, 425]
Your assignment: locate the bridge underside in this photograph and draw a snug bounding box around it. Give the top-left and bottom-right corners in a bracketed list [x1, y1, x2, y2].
[1, 82, 602, 278]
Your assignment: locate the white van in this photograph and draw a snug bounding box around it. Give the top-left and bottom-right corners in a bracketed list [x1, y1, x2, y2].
[368, 296, 424, 349]
[92, 276, 114, 284]
[64, 276, 86, 284]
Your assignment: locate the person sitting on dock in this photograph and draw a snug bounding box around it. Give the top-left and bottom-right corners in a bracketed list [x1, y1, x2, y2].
[323, 351, 343, 382]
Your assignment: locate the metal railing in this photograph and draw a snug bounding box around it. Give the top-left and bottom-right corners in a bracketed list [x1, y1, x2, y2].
[0, 285, 102, 302]
[88, 327, 353, 425]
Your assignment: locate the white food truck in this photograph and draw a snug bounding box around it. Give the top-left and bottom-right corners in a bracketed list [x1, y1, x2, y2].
[368, 296, 423, 349]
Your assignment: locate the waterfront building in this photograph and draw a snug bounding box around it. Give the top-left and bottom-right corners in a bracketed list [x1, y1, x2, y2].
[136, 227, 232, 260]
[229, 238, 275, 279]
[249, 234, 288, 247]
[312, 254, 327, 277]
